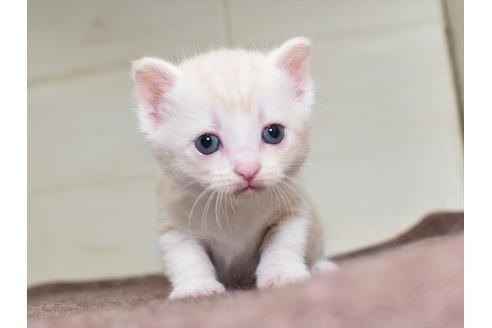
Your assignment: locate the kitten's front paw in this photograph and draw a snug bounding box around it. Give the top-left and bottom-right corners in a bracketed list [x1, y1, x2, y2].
[169, 279, 226, 300]
[256, 264, 311, 289]
[311, 259, 339, 275]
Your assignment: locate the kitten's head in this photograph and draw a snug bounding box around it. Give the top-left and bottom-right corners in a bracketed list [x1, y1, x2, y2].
[132, 37, 314, 197]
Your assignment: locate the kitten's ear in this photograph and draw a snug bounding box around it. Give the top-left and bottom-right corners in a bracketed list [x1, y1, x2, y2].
[269, 37, 312, 98]
[131, 57, 181, 124]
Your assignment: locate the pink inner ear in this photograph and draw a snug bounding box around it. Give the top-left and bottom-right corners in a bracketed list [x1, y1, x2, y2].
[277, 45, 311, 99]
[134, 64, 175, 123]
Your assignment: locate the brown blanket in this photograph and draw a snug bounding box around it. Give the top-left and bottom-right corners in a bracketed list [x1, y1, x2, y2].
[28, 212, 463, 328]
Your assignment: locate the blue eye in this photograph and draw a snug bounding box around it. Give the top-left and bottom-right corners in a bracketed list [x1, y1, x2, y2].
[262, 124, 285, 144]
[195, 133, 221, 155]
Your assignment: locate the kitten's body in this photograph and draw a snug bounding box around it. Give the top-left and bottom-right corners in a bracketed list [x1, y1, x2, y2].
[132, 38, 335, 298]
[158, 175, 324, 290]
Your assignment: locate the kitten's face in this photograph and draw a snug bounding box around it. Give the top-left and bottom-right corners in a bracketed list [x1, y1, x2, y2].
[133, 38, 314, 196]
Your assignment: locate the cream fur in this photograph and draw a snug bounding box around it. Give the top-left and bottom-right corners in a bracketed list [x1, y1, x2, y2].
[131, 37, 335, 299]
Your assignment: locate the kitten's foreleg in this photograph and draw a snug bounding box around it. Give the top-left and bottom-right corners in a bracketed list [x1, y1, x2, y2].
[158, 228, 225, 299]
[256, 217, 312, 289]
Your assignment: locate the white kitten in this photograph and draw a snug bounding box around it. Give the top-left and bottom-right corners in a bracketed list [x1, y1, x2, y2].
[131, 37, 336, 299]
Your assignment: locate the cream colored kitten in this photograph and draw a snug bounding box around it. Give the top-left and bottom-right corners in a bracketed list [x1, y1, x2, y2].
[131, 37, 336, 299]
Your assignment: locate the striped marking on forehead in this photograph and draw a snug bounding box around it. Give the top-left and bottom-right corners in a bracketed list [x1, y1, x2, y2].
[187, 54, 262, 113]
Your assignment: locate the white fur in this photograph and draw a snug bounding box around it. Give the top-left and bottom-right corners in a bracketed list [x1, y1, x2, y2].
[256, 217, 312, 288]
[158, 229, 225, 298]
[131, 37, 336, 299]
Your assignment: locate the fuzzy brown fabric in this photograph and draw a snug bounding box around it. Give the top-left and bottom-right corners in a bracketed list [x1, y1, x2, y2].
[28, 212, 463, 328]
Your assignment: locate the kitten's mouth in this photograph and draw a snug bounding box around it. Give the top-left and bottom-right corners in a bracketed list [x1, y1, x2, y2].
[234, 183, 265, 195]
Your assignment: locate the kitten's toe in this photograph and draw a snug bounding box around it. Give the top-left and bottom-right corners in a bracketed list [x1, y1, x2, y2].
[169, 279, 226, 300]
[257, 265, 311, 289]
[311, 259, 339, 275]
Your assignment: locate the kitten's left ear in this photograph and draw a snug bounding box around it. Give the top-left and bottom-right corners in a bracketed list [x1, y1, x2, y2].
[269, 37, 312, 99]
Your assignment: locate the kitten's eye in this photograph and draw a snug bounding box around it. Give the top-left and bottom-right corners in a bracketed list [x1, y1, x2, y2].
[194, 133, 221, 155]
[262, 124, 285, 144]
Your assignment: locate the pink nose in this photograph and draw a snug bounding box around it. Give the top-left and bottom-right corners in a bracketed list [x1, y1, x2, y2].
[233, 150, 261, 181]
[234, 162, 261, 182]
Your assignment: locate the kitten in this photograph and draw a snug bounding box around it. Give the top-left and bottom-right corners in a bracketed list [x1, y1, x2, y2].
[131, 37, 336, 299]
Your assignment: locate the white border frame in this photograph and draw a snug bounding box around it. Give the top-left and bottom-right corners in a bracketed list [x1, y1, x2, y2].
[0, 0, 27, 326]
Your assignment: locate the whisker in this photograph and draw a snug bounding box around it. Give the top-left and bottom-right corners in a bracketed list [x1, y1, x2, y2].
[201, 191, 216, 236]
[215, 192, 221, 231]
[285, 160, 327, 170]
[170, 180, 200, 199]
[283, 175, 313, 195]
[272, 184, 290, 215]
[221, 192, 231, 231]
[188, 186, 212, 227]
[227, 190, 237, 214]
[276, 183, 295, 216]
[279, 179, 308, 210]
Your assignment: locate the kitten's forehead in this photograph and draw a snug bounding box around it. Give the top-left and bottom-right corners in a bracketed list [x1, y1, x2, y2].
[180, 50, 267, 113]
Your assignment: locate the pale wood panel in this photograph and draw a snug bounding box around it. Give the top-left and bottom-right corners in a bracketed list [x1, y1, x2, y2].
[226, 0, 441, 45]
[307, 27, 464, 251]
[28, 0, 228, 83]
[443, 0, 464, 104]
[28, 177, 161, 285]
[28, 69, 160, 194]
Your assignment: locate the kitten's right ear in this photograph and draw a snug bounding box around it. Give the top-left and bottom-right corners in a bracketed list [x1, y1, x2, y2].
[131, 57, 181, 124]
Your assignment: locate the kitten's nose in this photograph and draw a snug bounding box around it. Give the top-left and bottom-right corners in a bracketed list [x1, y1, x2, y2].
[234, 162, 260, 182]
[233, 151, 261, 182]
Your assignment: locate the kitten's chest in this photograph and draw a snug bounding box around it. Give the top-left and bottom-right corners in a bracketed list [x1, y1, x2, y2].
[174, 192, 282, 287]
[206, 227, 265, 289]
[200, 204, 274, 288]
